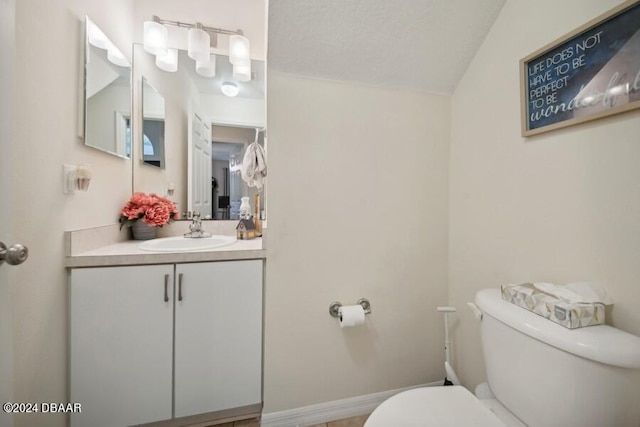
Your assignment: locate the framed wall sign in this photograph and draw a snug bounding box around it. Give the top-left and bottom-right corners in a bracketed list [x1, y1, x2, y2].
[520, 0, 640, 137]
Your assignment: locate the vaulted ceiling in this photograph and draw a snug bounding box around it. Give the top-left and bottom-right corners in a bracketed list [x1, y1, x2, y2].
[267, 0, 506, 94]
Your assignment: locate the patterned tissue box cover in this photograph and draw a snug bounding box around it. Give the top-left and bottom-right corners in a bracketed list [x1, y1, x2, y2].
[501, 283, 605, 329]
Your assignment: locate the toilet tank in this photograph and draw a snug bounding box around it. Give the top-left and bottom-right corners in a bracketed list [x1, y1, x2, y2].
[475, 288, 640, 427]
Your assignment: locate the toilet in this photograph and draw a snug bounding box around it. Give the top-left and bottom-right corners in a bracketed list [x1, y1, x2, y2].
[365, 288, 640, 427]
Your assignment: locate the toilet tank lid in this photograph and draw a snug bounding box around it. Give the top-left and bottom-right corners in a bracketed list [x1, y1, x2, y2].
[475, 288, 640, 369]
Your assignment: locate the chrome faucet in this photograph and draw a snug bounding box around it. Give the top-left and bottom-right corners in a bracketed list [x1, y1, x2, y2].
[184, 211, 211, 238]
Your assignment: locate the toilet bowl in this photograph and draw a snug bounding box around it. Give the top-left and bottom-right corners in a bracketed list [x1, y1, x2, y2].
[365, 288, 640, 427]
[364, 386, 506, 427]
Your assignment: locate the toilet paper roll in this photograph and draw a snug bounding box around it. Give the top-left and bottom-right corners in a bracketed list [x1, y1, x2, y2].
[339, 305, 366, 328]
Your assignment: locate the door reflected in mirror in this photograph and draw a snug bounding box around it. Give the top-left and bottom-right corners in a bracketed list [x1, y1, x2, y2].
[141, 77, 166, 169]
[210, 125, 265, 220]
[84, 17, 131, 159]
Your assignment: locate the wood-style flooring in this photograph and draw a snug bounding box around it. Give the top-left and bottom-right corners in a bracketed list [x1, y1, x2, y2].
[210, 414, 370, 427]
[309, 414, 370, 427]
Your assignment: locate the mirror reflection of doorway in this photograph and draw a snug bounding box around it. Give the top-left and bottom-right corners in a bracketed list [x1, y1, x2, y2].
[211, 139, 244, 220]
[210, 124, 266, 220]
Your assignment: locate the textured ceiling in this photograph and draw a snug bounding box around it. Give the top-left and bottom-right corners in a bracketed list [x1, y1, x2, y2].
[268, 0, 506, 94]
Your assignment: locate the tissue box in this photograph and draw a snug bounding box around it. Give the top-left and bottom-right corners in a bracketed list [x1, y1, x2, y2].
[501, 283, 605, 329]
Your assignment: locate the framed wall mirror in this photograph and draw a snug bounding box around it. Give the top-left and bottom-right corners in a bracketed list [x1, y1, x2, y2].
[132, 44, 266, 219]
[84, 17, 131, 158]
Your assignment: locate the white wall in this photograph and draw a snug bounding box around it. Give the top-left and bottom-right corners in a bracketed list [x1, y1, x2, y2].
[264, 72, 450, 412]
[201, 94, 266, 128]
[450, 0, 640, 390]
[12, 0, 133, 425]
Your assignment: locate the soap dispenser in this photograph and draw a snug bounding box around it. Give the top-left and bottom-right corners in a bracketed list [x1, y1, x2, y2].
[239, 196, 251, 219]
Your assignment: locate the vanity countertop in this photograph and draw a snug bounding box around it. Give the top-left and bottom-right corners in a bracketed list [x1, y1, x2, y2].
[65, 238, 265, 268]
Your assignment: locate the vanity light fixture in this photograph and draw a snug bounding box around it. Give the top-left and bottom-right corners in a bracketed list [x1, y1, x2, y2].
[107, 48, 130, 68]
[143, 17, 169, 56]
[229, 35, 251, 81]
[221, 82, 239, 97]
[196, 54, 216, 78]
[156, 48, 178, 72]
[229, 34, 250, 64]
[142, 16, 251, 81]
[232, 58, 252, 82]
[188, 24, 210, 62]
[87, 19, 110, 50]
[86, 18, 130, 67]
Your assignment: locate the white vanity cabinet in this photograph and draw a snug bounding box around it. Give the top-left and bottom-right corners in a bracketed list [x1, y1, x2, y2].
[174, 261, 262, 417]
[70, 260, 263, 427]
[70, 264, 174, 427]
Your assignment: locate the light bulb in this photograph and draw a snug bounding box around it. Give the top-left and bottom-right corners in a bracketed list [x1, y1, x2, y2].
[107, 45, 130, 67]
[233, 58, 251, 82]
[143, 19, 168, 56]
[87, 19, 109, 50]
[229, 34, 250, 64]
[156, 48, 178, 72]
[196, 54, 217, 78]
[188, 26, 210, 63]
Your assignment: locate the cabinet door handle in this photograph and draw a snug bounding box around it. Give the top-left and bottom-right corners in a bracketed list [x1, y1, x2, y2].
[164, 274, 169, 302]
[178, 273, 183, 301]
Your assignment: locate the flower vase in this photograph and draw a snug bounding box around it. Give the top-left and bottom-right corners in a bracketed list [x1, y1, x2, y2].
[131, 221, 158, 240]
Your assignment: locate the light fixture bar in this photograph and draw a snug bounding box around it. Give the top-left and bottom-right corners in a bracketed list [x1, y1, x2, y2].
[154, 16, 243, 37]
[145, 15, 251, 81]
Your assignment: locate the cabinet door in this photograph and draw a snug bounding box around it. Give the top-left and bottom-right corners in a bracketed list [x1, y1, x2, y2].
[174, 260, 263, 417]
[70, 265, 174, 427]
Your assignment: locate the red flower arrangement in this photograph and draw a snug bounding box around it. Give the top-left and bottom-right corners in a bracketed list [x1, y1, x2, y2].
[119, 192, 178, 228]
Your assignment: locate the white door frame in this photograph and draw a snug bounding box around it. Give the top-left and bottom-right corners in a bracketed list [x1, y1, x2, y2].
[0, 0, 16, 426]
[188, 109, 213, 218]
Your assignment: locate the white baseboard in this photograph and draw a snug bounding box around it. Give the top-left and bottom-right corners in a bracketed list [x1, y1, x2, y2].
[261, 381, 442, 427]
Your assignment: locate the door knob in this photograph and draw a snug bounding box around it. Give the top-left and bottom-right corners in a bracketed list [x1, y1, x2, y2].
[0, 241, 29, 266]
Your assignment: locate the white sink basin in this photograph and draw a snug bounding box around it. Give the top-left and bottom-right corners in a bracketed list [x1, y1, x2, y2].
[138, 235, 237, 252]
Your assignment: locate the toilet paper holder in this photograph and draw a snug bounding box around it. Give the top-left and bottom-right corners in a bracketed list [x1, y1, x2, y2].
[329, 298, 371, 317]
